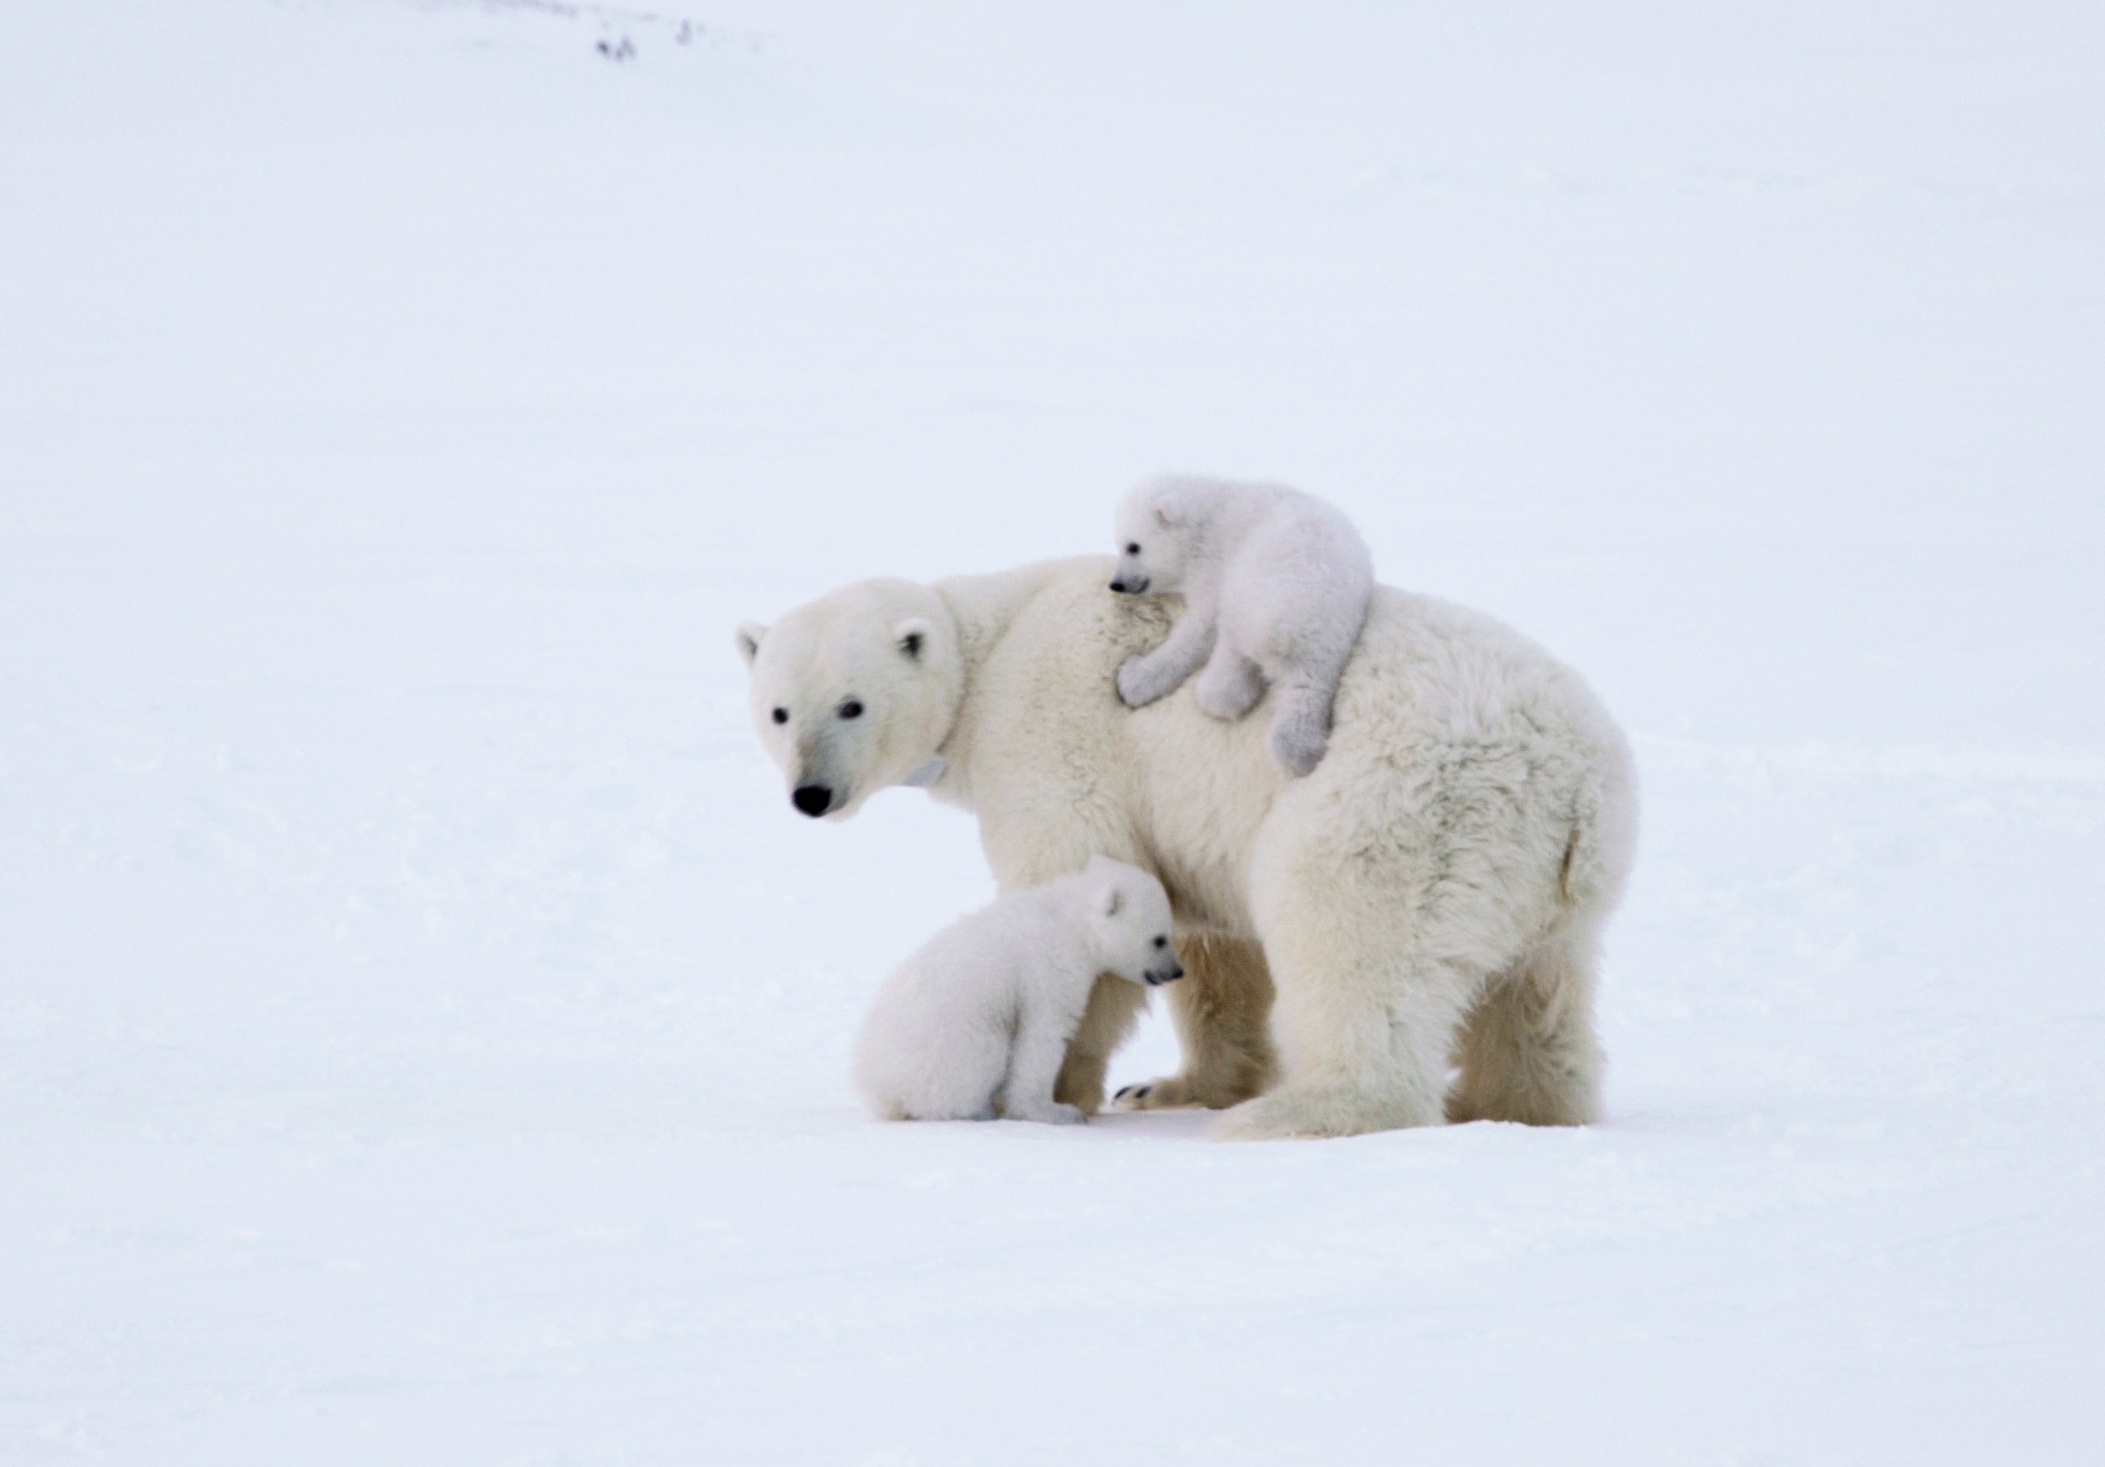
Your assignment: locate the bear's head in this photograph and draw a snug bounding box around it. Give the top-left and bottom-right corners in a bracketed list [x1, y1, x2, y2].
[1081, 855, 1184, 988]
[1108, 475, 1216, 596]
[735, 578, 963, 820]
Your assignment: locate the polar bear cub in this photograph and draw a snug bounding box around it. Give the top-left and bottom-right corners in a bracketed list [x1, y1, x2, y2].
[1110, 475, 1374, 777]
[854, 857, 1183, 1124]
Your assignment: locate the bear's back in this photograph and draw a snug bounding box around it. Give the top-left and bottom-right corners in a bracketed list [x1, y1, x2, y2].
[942, 557, 1630, 935]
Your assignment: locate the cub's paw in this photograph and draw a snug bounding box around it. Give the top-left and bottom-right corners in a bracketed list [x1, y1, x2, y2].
[1012, 1102, 1088, 1126]
[1116, 655, 1163, 709]
[1267, 722, 1328, 779]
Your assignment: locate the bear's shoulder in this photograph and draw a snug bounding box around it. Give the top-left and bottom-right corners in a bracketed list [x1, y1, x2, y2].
[938, 556, 1173, 677]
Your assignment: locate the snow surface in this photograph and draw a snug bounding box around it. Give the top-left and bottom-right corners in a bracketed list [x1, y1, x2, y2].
[4, 1, 2103, 1462]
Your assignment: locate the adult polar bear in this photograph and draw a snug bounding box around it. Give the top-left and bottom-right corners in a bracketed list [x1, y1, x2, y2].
[735, 546, 1637, 1139]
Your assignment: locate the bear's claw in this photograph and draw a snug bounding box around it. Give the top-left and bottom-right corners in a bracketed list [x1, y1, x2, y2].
[1110, 1075, 1232, 1111]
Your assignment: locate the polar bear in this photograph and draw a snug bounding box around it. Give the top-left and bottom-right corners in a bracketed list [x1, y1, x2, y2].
[735, 545, 1636, 1140]
[853, 856, 1184, 1124]
[1110, 475, 1374, 777]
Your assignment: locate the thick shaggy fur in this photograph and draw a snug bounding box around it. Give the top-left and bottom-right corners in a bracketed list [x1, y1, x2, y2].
[1111, 476, 1374, 777]
[853, 858, 1182, 1124]
[739, 556, 1636, 1140]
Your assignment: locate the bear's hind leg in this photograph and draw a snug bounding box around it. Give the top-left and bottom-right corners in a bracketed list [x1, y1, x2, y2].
[1445, 925, 1603, 1127]
[1215, 812, 1516, 1140]
[1212, 938, 1476, 1139]
[1113, 934, 1277, 1110]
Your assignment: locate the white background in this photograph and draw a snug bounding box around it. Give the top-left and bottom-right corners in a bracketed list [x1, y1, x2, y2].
[3, 2, 2101, 1462]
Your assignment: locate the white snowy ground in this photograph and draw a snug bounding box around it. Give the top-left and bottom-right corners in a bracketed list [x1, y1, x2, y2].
[4, 2, 2103, 1462]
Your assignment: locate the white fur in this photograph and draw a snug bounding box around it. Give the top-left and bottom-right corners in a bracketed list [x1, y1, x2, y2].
[853, 858, 1182, 1123]
[738, 550, 1636, 1140]
[1110, 475, 1374, 777]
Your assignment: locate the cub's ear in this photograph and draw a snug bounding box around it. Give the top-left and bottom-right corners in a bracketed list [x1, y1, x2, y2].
[894, 617, 935, 661]
[734, 622, 767, 666]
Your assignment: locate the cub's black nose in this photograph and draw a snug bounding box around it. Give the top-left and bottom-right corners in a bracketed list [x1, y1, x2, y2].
[1108, 580, 1129, 593]
[792, 784, 833, 817]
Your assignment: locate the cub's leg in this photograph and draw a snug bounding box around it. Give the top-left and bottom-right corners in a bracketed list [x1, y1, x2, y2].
[1193, 639, 1267, 722]
[1446, 924, 1603, 1127]
[1264, 678, 1336, 778]
[1117, 608, 1218, 709]
[1114, 934, 1277, 1110]
[1004, 996, 1090, 1124]
[980, 837, 1155, 1117]
[1253, 593, 1364, 777]
[886, 1020, 1012, 1121]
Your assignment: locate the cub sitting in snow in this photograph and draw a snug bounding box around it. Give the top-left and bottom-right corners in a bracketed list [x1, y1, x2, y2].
[854, 857, 1184, 1124]
[1110, 474, 1374, 777]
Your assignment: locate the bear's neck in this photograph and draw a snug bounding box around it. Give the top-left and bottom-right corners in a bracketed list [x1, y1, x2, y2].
[926, 559, 1077, 804]
[934, 564, 1058, 675]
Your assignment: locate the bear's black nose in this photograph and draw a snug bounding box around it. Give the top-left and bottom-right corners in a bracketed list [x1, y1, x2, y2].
[1108, 580, 1128, 593]
[792, 784, 833, 817]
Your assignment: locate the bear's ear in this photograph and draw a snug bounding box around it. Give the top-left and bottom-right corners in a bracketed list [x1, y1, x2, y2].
[894, 617, 935, 662]
[734, 622, 767, 666]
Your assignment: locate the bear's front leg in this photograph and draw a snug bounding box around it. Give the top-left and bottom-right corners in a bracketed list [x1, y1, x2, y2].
[1050, 976, 1147, 1115]
[1112, 933, 1277, 1110]
[1116, 609, 1217, 709]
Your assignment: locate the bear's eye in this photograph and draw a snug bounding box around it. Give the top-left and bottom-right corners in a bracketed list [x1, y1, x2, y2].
[1153, 935, 1168, 948]
[1125, 542, 1141, 555]
[838, 699, 864, 720]
[770, 707, 789, 725]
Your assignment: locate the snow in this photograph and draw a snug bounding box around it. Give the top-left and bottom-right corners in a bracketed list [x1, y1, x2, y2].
[4, 1, 2102, 1461]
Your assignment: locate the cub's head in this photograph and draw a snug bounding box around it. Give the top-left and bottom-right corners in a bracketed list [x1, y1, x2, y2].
[735, 578, 962, 820]
[1081, 856, 1183, 988]
[1108, 476, 1216, 596]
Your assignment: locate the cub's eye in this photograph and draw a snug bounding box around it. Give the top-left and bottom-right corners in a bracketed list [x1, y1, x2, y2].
[1125, 542, 1141, 555]
[1153, 935, 1168, 948]
[770, 707, 789, 725]
[838, 699, 864, 720]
